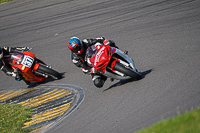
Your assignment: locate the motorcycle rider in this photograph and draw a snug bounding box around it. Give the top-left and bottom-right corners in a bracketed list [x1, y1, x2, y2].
[67, 37, 119, 88]
[0, 46, 31, 85]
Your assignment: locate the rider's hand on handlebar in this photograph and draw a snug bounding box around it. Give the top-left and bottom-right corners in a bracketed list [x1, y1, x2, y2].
[21, 47, 32, 51]
[16, 47, 32, 51]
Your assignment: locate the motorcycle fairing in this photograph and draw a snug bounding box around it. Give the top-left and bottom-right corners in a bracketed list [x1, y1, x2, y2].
[90, 45, 114, 73]
[22, 69, 47, 82]
[10, 51, 34, 73]
[87, 44, 139, 80]
[10, 50, 49, 82]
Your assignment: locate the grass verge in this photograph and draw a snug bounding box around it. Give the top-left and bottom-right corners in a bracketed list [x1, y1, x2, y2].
[0, 0, 12, 4]
[0, 104, 199, 133]
[0, 104, 35, 133]
[135, 108, 200, 133]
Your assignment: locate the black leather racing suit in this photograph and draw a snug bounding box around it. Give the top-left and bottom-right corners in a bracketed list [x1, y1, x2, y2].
[70, 37, 118, 88]
[0, 46, 31, 85]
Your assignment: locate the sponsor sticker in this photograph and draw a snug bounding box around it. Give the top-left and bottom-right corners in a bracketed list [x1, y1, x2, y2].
[94, 47, 105, 65]
[97, 45, 100, 49]
[21, 65, 26, 70]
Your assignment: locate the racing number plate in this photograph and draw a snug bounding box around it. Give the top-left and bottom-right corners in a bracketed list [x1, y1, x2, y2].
[21, 55, 34, 68]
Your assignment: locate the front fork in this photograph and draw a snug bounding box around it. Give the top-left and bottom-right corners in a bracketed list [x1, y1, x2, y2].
[32, 62, 51, 78]
[107, 56, 137, 77]
[112, 57, 131, 67]
[106, 56, 130, 77]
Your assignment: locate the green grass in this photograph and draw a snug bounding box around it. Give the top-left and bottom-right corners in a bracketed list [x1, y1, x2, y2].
[0, 104, 35, 133]
[0, 105, 200, 133]
[0, 0, 12, 4]
[135, 108, 200, 133]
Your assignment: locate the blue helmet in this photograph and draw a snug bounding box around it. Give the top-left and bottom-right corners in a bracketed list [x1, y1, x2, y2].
[68, 37, 84, 54]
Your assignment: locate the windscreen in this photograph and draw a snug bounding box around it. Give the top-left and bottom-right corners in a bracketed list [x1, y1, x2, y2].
[9, 51, 24, 65]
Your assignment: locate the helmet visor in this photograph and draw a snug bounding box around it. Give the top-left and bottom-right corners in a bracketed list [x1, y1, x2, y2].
[71, 46, 82, 53]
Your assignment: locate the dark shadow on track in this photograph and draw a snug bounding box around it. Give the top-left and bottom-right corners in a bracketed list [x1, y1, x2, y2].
[27, 72, 66, 88]
[140, 69, 154, 78]
[103, 69, 153, 91]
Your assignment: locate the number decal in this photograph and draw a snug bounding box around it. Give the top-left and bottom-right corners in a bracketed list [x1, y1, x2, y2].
[21, 55, 34, 68]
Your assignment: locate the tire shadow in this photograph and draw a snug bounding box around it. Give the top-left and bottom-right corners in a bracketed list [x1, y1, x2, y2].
[103, 69, 154, 91]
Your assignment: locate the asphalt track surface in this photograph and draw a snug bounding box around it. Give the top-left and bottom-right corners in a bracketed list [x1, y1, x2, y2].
[0, 0, 200, 133]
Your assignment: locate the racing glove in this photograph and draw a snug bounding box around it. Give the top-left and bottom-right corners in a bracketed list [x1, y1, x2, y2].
[103, 39, 119, 49]
[83, 39, 98, 46]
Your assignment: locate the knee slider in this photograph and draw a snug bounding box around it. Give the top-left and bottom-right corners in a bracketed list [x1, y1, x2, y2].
[93, 78, 104, 88]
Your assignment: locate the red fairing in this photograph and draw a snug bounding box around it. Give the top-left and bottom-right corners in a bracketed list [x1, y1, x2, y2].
[11, 51, 35, 73]
[33, 63, 40, 71]
[90, 45, 116, 74]
[103, 39, 109, 45]
[10, 50, 49, 82]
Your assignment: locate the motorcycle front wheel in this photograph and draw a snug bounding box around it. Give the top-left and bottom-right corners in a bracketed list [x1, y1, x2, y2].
[113, 62, 143, 80]
[37, 63, 62, 79]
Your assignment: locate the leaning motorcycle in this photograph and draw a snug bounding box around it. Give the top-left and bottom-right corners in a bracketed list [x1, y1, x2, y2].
[85, 44, 143, 80]
[7, 50, 62, 83]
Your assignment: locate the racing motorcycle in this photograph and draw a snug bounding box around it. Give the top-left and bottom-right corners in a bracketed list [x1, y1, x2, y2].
[85, 44, 143, 81]
[6, 50, 62, 83]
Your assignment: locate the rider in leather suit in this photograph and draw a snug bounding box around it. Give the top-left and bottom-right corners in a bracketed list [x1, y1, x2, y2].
[0, 46, 31, 85]
[67, 37, 119, 88]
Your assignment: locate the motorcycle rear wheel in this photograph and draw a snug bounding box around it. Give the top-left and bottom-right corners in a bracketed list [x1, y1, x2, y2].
[113, 62, 142, 80]
[37, 63, 62, 79]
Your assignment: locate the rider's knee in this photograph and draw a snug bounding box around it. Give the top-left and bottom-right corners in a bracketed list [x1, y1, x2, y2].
[93, 75, 107, 88]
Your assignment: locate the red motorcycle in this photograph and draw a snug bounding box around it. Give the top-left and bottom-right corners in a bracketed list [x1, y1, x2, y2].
[7, 50, 62, 83]
[85, 44, 143, 80]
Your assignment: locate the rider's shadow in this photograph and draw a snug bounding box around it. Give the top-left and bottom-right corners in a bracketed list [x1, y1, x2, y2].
[27, 72, 66, 88]
[103, 69, 154, 91]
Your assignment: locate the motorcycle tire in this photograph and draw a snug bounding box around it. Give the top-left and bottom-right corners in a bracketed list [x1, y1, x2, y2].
[37, 63, 62, 79]
[113, 62, 143, 80]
